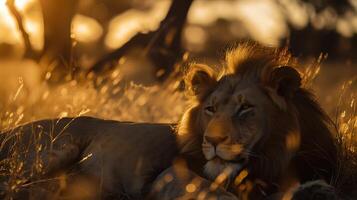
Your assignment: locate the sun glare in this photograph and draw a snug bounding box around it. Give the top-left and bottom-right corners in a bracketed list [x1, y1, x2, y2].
[0, 0, 21, 45]
[188, 0, 287, 46]
[72, 14, 103, 43]
[105, 0, 170, 49]
[0, 0, 42, 50]
[236, 0, 287, 46]
[14, 0, 33, 11]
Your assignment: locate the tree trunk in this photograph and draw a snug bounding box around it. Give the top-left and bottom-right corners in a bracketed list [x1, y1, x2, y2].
[39, 0, 78, 82]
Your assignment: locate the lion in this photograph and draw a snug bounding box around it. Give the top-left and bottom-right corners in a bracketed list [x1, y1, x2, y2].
[160, 42, 339, 199]
[1, 42, 340, 199]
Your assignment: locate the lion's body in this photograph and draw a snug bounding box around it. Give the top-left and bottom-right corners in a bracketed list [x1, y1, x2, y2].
[1, 117, 178, 199]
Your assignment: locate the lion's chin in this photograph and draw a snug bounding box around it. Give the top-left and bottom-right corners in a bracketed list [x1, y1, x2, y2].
[204, 158, 244, 181]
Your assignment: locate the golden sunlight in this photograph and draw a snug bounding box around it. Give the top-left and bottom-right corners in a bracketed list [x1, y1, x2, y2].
[72, 14, 103, 43]
[0, 0, 43, 50]
[105, 0, 170, 49]
[24, 17, 43, 50]
[235, 0, 287, 46]
[14, 0, 33, 11]
[188, 0, 287, 46]
[0, 0, 22, 45]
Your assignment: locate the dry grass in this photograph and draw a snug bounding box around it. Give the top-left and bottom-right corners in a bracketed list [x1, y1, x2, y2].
[0, 62, 187, 199]
[0, 58, 356, 199]
[332, 81, 357, 198]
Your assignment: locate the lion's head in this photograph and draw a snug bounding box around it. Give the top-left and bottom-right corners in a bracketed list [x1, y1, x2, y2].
[178, 42, 337, 188]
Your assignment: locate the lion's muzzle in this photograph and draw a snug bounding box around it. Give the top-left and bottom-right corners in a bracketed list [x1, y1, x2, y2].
[202, 137, 244, 162]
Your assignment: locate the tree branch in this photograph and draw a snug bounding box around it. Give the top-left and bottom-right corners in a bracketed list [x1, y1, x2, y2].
[88, 0, 194, 80]
[6, 0, 37, 59]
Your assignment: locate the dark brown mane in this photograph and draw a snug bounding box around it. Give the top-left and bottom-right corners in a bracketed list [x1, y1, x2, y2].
[292, 89, 337, 182]
[226, 42, 337, 183]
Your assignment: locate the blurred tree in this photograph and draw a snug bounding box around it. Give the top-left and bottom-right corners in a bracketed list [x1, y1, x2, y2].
[6, 0, 36, 59]
[89, 0, 194, 81]
[287, 0, 357, 60]
[5, 0, 356, 84]
[288, 24, 357, 60]
[39, 0, 78, 82]
[7, 0, 79, 82]
[301, 0, 351, 14]
[75, 0, 133, 65]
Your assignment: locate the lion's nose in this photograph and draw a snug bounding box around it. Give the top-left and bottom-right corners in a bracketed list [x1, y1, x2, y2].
[205, 136, 228, 146]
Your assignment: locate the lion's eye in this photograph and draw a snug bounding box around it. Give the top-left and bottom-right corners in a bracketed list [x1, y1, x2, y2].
[204, 106, 216, 116]
[237, 104, 253, 117]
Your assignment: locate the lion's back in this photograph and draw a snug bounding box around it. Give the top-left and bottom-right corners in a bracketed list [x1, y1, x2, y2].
[0, 116, 179, 199]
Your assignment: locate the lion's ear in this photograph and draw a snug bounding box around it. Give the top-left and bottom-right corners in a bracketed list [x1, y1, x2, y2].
[267, 66, 302, 110]
[270, 66, 301, 97]
[184, 64, 217, 101]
